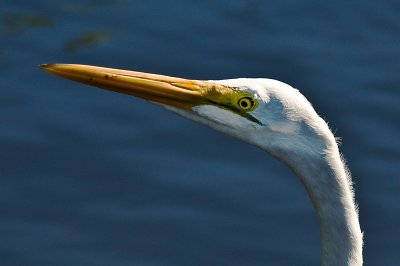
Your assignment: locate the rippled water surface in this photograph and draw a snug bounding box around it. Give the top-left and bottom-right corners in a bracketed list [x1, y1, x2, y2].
[1, 1, 399, 265]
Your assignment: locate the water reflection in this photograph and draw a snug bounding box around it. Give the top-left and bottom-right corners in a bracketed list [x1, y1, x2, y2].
[1, 13, 53, 35]
[63, 31, 110, 52]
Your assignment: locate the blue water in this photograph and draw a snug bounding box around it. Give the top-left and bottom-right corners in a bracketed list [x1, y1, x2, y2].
[1, 1, 399, 265]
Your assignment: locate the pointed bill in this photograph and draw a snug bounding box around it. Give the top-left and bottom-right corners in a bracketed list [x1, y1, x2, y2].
[40, 64, 228, 109]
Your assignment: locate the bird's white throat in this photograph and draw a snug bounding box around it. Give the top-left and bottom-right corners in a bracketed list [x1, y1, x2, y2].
[165, 102, 363, 266]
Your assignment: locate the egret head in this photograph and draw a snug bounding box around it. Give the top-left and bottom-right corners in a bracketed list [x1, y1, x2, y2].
[41, 64, 333, 161]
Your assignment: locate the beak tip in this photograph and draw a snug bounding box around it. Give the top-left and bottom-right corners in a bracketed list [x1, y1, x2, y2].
[39, 63, 51, 71]
[39, 63, 61, 71]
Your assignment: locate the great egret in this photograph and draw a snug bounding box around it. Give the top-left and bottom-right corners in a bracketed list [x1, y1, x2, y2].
[40, 64, 363, 266]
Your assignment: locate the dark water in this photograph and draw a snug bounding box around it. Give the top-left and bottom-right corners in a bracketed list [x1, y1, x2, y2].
[1, 1, 399, 265]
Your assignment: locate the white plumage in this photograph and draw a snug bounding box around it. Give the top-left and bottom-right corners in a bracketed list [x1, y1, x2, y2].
[164, 78, 363, 266]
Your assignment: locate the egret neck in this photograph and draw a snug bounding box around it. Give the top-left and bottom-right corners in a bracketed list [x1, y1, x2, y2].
[281, 143, 363, 266]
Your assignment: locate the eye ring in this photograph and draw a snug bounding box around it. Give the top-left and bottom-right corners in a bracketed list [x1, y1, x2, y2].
[238, 96, 256, 111]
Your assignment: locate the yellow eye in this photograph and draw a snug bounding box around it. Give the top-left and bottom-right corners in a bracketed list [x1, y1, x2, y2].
[237, 96, 256, 111]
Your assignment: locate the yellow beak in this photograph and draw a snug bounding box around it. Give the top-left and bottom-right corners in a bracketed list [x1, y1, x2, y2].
[40, 64, 226, 109]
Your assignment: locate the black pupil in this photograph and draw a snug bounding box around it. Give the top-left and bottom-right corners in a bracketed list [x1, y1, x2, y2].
[240, 98, 253, 109]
